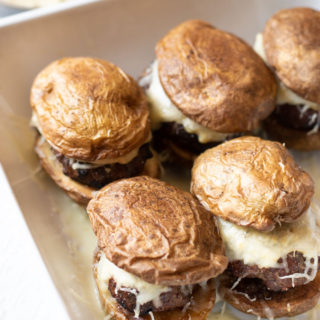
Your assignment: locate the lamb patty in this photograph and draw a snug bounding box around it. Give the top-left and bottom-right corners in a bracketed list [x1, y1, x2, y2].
[274, 104, 319, 131]
[54, 143, 152, 189]
[108, 278, 192, 316]
[154, 122, 241, 155]
[228, 251, 320, 292]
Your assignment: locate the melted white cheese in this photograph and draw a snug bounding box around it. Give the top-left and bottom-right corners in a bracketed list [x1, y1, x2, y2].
[218, 203, 320, 274]
[253, 33, 267, 62]
[144, 61, 230, 143]
[96, 252, 171, 318]
[30, 113, 44, 135]
[30, 112, 148, 166]
[254, 33, 320, 112]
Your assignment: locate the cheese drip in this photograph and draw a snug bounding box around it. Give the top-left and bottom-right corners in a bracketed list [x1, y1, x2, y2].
[96, 252, 171, 318]
[254, 33, 320, 112]
[143, 61, 231, 143]
[218, 202, 320, 280]
[30, 113, 148, 167]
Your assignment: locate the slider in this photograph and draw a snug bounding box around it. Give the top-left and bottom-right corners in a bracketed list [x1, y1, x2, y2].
[87, 176, 228, 319]
[31, 57, 160, 205]
[191, 136, 320, 318]
[254, 8, 320, 150]
[140, 20, 276, 162]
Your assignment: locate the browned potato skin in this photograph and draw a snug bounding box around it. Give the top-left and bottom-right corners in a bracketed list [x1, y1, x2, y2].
[264, 7, 320, 104]
[156, 20, 276, 133]
[88, 176, 228, 286]
[31, 57, 150, 162]
[191, 136, 314, 231]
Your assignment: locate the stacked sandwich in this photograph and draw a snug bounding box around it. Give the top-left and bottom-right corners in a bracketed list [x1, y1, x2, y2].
[254, 8, 320, 150]
[31, 57, 160, 205]
[87, 176, 228, 319]
[192, 136, 320, 318]
[140, 20, 276, 163]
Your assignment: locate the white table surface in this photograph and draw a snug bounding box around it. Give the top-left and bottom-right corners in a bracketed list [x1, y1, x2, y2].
[0, 167, 70, 319]
[0, 7, 69, 320]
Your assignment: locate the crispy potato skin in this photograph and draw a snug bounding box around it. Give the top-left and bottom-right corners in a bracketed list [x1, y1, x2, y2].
[31, 57, 150, 161]
[156, 20, 276, 132]
[264, 7, 320, 103]
[88, 176, 228, 286]
[191, 136, 314, 231]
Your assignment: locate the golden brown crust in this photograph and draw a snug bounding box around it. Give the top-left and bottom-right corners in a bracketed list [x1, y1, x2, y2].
[263, 7, 320, 103]
[219, 272, 320, 318]
[191, 136, 314, 231]
[88, 176, 228, 286]
[31, 57, 150, 161]
[156, 20, 276, 133]
[35, 136, 161, 206]
[93, 250, 217, 320]
[263, 116, 320, 151]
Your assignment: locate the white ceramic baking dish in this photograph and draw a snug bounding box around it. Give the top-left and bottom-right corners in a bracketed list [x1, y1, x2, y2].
[0, 0, 72, 9]
[1, 0, 320, 319]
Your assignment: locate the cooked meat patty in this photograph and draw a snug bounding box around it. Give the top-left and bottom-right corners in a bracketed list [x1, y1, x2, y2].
[221, 271, 274, 301]
[54, 144, 152, 189]
[219, 269, 320, 319]
[108, 278, 192, 316]
[154, 122, 241, 156]
[274, 104, 319, 131]
[228, 251, 320, 292]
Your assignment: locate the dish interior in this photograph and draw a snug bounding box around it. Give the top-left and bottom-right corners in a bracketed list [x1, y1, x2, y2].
[0, 0, 320, 319]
